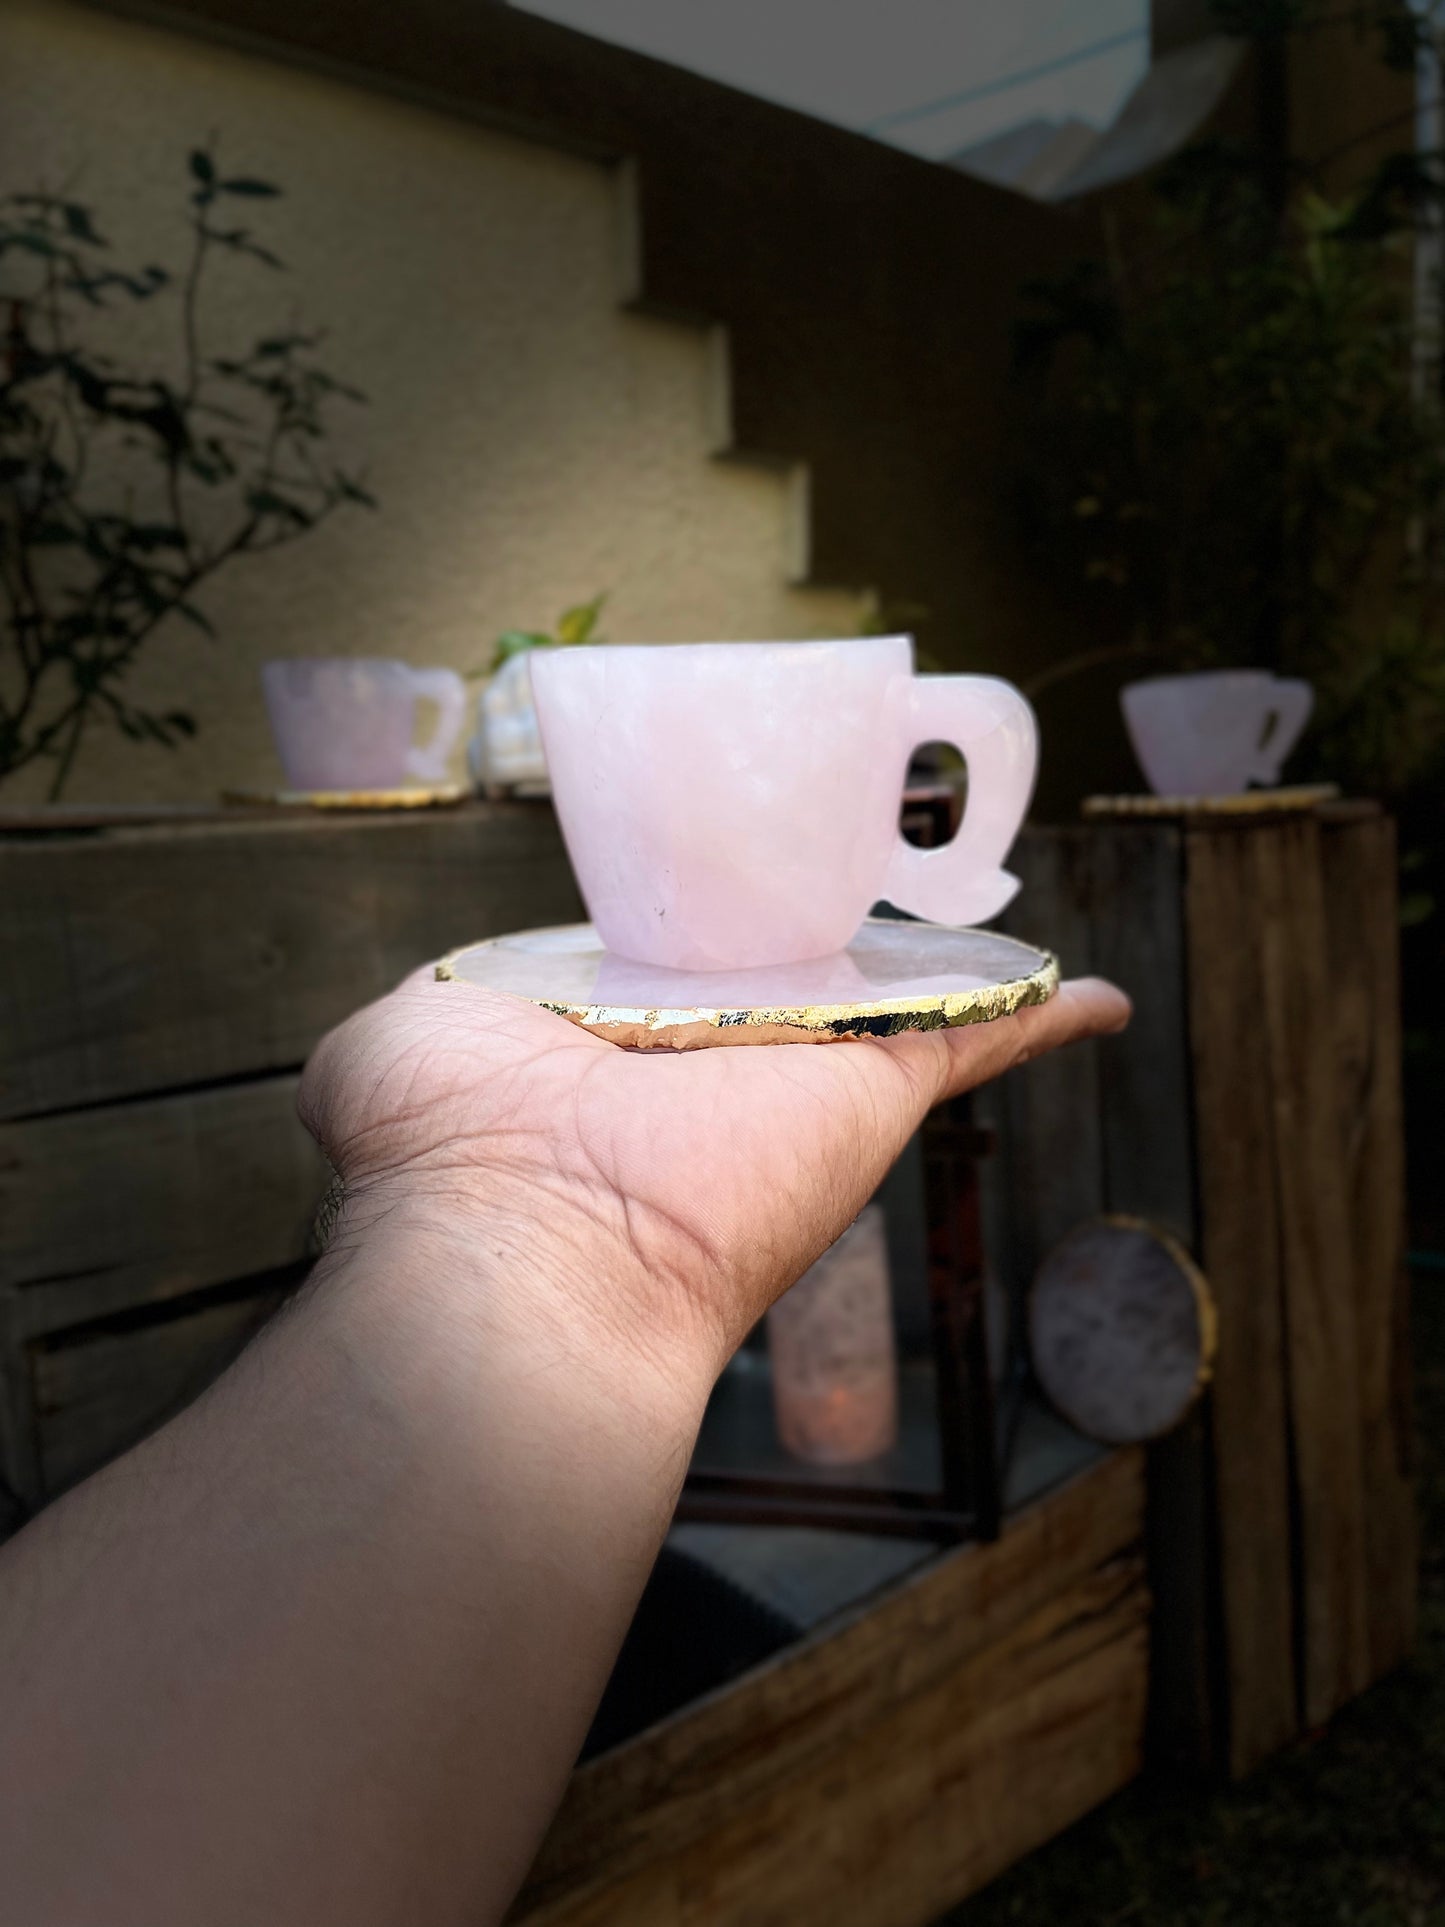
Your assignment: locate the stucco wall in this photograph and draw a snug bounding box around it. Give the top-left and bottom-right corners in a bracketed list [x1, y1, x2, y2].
[0, 0, 866, 802]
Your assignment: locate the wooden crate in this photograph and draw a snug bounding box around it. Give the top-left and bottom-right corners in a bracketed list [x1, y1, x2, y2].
[984, 802, 1417, 1776]
[510, 1450, 1148, 1927]
[0, 801, 584, 1513]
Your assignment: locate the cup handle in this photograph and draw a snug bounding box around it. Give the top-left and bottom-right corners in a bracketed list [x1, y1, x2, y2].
[1252, 678, 1313, 783]
[880, 675, 1037, 927]
[404, 668, 468, 783]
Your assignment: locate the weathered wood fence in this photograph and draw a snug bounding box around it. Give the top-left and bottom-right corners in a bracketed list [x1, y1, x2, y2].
[986, 800, 1416, 1776]
[0, 797, 1416, 1803]
[0, 802, 583, 1519]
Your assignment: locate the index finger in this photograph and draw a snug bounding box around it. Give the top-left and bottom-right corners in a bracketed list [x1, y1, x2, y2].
[880, 976, 1131, 1107]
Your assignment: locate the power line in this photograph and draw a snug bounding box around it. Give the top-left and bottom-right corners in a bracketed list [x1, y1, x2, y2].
[868, 24, 1148, 132]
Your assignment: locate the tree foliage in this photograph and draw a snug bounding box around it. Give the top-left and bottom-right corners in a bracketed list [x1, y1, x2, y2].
[1012, 7, 1445, 797]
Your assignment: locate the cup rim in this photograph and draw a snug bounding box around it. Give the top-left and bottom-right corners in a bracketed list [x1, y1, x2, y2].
[263, 656, 412, 675]
[530, 634, 915, 666]
[1123, 668, 1273, 696]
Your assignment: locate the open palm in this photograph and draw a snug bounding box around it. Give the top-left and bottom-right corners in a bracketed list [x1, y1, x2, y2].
[300, 970, 1129, 1381]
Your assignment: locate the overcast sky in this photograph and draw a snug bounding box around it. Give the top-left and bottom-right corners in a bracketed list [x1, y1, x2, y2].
[510, 0, 1150, 158]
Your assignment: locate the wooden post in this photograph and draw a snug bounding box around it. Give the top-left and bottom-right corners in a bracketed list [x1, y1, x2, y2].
[1320, 808, 1418, 1680]
[1088, 823, 1222, 1772]
[1185, 824, 1316, 1771]
[1017, 798, 1420, 1778]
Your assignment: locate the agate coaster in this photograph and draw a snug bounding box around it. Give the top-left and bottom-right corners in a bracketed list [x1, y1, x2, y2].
[1082, 783, 1338, 821]
[436, 918, 1058, 1050]
[222, 783, 469, 810]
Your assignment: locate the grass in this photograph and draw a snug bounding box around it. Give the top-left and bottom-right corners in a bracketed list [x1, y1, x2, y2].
[940, 1273, 1445, 1927]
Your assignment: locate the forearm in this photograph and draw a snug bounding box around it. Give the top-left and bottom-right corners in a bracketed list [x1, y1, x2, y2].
[0, 1200, 710, 1927]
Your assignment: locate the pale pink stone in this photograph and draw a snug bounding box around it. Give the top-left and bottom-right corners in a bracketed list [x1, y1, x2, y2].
[1122, 671, 1313, 798]
[263, 658, 467, 791]
[530, 638, 1037, 970]
[768, 1206, 899, 1467]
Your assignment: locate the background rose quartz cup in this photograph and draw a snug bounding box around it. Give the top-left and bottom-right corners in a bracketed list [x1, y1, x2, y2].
[262, 658, 467, 792]
[530, 637, 1038, 972]
[1121, 670, 1313, 798]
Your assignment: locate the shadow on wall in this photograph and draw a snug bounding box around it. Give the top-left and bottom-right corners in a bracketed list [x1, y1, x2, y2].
[0, 0, 868, 804]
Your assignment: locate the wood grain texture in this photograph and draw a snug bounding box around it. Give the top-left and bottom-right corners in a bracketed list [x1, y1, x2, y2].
[993, 830, 1106, 1299]
[1088, 826, 1196, 1240]
[0, 1291, 40, 1512]
[31, 1281, 287, 1495]
[0, 802, 583, 1119]
[1252, 821, 1372, 1725]
[521, 1565, 1147, 1927]
[1186, 826, 1299, 1774]
[1320, 808, 1418, 1680]
[514, 1450, 1145, 1922]
[0, 1074, 326, 1336]
[1085, 823, 1218, 1768]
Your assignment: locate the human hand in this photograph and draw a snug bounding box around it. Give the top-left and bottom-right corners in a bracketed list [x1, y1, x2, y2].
[0, 968, 1129, 1927]
[300, 970, 1129, 1410]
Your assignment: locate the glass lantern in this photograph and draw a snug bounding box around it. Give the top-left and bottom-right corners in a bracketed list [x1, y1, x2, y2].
[676, 780, 1008, 1545]
[679, 1097, 1003, 1543]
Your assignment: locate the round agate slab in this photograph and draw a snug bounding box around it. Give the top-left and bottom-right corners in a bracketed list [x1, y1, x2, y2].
[222, 783, 468, 810]
[436, 919, 1059, 1050]
[1082, 783, 1338, 821]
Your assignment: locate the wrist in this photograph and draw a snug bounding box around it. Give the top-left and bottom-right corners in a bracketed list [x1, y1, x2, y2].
[311, 1173, 721, 1448]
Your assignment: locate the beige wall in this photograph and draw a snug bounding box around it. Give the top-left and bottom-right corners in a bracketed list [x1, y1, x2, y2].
[0, 0, 866, 802]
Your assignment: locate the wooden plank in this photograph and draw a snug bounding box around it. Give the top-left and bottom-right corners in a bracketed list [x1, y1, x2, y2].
[1088, 825, 1196, 1239]
[0, 803, 242, 831]
[0, 801, 583, 1119]
[1252, 820, 1371, 1725]
[516, 1448, 1144, 1917]
[0, 1291, 41, 1514]
[31, 1280, 288, 1496]
[1319, 808, 1417, 1681]
[991, 829, 1106, 1303]
[1087, 822, 1218, 1770]
[1185, 826, 1298, 1774]
[0, 1074, 327, 1336]
[514, 1553, 1148, 1927]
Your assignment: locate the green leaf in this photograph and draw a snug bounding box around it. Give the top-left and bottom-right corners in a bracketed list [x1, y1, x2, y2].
[172, 602, 216, 636]
[1400, 891, 1436, 930]
[492, 630, 552, 668]
[189, 149, 215, 184]
[162, 710, 198, 737]
[220, 177, 281, 198]
[556, 592, 607, 646]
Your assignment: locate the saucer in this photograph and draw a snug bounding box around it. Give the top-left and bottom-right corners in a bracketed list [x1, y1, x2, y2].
[436, 918, 1059, 1050]
[1082, 783, 1339, 821]
[222, 783, 469, 811]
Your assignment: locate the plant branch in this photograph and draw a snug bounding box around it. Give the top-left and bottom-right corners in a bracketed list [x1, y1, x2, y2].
[0, 155, 369, 797]
[46, 700, 87, 801]
[1020, 641, 1175, 701]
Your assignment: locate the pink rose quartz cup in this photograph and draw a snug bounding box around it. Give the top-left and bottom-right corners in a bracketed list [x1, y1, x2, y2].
[530, 637, 1038, 972]
[1121, 670, 1313, 798]
[262, 658, 468, 793]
